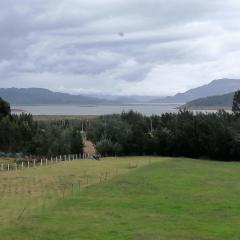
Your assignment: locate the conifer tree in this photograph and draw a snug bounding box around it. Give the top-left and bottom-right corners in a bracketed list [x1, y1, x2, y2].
[232, 90, 240, 115]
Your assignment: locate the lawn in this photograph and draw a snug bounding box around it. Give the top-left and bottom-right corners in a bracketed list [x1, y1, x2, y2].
[1, 157, 240, 239]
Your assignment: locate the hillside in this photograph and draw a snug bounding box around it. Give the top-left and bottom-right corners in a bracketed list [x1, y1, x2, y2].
[151, 78, 240, 103]
[0, 88, 115, 105]
[182, 92, 235, 109]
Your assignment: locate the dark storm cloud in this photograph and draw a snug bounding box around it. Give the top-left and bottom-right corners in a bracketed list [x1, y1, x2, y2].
[0, 0, 240, 95]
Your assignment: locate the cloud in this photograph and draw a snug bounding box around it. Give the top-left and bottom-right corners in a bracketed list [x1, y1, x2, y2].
[1, 0, 240, 95]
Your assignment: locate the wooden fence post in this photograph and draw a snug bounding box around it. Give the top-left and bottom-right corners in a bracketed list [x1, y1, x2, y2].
[41, 159, 43, 166]
[22, 162, 24, 170]
[34, 159, 36, 167]
[7, 164, 10, 171]
[28, 161, 30, 168]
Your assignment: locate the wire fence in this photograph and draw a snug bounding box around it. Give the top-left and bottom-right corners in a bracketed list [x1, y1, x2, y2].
[0, 153, 93, 172]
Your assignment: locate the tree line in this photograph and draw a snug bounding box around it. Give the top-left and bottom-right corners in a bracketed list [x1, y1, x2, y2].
[0, 98, 83, 157]
[0, 90, 240, 161]
[88, 91, 240, 161]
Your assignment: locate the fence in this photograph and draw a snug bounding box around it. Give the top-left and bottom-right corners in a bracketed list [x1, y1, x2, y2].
[0, 153, 93, 172]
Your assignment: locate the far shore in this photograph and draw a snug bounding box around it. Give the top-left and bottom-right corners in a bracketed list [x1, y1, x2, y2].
[11, 108, 25, 113]
[184, 106, 232, 111]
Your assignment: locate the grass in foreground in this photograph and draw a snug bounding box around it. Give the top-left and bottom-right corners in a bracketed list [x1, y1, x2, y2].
[1, 157, 240, 239]
[0, 157, 157, 225]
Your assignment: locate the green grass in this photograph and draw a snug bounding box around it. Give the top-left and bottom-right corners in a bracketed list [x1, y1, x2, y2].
[1, 157, 240, 239]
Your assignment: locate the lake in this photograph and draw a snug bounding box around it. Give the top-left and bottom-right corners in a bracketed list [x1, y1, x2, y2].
[11, 104, 181, 116]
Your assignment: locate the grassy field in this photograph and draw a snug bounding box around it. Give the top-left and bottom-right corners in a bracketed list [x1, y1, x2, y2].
[1, 157, 240, 239]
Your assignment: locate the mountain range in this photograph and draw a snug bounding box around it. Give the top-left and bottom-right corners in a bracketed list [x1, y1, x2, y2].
[151, 78, 240, 103]
[1, 78, 240, 106]
[0, 88, 115, 105]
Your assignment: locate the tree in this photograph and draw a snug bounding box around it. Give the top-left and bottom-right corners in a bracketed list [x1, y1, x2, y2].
[232, 90, 240, 115]
[112, 143, 123, 156]
[70, 128, 83, 154]
[0, 97, 10, 119]
[96, 139, 113, 156]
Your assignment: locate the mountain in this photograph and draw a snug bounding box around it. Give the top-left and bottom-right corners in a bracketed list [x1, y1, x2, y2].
[87, 94, 159, 103]
[151, 78, 240, 103]
[182, 92, 235, 109]
[0, 88, 115, 105]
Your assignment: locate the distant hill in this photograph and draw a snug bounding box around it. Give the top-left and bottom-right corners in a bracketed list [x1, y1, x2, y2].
[182, 92, 235, 109]
[0, 88, 115, 105]
[151, 78, 240, 103]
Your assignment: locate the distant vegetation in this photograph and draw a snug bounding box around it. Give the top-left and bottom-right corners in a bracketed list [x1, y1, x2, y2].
[1, 91, 240, 161]
[183, 92, 235, 109]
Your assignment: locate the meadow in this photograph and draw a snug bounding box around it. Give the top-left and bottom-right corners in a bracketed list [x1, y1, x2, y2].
[1, 157, 240, 239]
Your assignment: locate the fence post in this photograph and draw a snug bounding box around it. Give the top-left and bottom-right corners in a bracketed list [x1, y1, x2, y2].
[28, 161, 30, 168]
[60, 155, 62, 161]
[22, 162, 24, 170]
[56, 156, 58, 163]
[46, 158, 48, 166]
[41, 159, 43, 166]
[34, 159, 36, 167]
[7, 164, 10, 171]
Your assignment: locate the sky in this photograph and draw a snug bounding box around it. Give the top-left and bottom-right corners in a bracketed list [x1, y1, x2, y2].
[1, 0, 240, 96]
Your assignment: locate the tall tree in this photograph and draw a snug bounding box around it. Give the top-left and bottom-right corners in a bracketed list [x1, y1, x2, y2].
[232, 90, 240, 115]
[0, 97, 10, 119]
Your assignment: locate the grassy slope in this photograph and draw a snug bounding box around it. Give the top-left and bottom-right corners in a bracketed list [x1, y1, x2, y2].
[0, 157, 157, 226]
[1, 158, 240, 239]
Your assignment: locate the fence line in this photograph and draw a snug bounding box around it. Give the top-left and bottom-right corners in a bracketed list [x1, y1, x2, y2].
[0, 153, 93, 172]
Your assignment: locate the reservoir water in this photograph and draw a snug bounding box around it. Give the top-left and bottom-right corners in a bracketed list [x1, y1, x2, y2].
[11, 104, 181, 116]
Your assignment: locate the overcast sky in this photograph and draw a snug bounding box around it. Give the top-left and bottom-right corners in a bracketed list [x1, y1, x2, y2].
[1, 0, 240, 96]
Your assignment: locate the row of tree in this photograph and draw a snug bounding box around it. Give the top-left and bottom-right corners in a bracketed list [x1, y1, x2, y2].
[0, 91, 240, 161]
[0, 98, 83, 157]
[87, 91, 240, 161]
